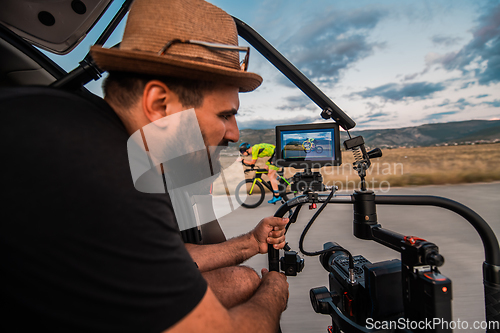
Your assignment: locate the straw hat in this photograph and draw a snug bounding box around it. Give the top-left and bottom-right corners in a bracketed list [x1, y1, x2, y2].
[90, 0, 262, 92]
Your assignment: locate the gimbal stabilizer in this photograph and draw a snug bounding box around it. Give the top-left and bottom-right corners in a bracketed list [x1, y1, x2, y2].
[268, 137, 500, 333]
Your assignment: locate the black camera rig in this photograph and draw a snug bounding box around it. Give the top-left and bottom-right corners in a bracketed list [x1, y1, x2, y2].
[269, 135, 500, 333]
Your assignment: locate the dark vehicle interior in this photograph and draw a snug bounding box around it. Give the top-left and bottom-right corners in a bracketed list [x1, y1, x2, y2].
[0, 0, 128, 89]
[0, 23, 63, 87]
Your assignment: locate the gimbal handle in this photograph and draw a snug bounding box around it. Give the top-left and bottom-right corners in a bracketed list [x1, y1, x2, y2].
[270, 192, 500, 331]
[268, 208, 287, 271]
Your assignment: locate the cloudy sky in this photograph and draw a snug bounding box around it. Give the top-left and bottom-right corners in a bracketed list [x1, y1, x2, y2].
[211, 0, 500, 130]
[50, 0, 500, 131]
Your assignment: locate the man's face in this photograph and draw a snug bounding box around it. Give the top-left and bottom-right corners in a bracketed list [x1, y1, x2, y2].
[194, 84, 240, 163]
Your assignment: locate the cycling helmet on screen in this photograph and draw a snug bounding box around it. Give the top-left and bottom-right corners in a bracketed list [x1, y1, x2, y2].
[239, 142, 250, 154]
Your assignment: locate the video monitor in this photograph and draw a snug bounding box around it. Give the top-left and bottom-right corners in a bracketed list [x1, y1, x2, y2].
[275, 123, 341, 169]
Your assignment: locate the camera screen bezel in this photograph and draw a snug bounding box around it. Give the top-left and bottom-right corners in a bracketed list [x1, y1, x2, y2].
[275, 122, 342, 169]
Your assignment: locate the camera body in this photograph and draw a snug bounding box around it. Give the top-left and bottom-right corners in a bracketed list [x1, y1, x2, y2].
[320, 243, 404, 325]
[290, 170, 325, 192]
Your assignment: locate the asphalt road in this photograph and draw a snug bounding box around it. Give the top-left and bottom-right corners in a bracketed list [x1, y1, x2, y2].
[217, 182, 500, 333]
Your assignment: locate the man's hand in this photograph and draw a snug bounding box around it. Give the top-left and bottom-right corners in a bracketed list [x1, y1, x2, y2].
[252, 216, 289, 254]
[186, 216, 288, 272]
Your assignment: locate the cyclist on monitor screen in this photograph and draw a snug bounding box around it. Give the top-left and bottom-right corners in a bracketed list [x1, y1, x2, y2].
[239, 142, 281, 204]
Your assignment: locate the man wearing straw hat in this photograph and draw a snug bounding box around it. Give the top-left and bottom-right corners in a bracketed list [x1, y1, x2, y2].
[0, 0, 289, 332]
[91, 0, 291, 328]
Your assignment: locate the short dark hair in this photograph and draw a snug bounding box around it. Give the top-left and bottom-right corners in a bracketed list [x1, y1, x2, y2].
[103, 72, 216, 109]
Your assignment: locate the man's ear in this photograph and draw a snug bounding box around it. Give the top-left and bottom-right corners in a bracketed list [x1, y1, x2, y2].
[142, 80, 183, 123]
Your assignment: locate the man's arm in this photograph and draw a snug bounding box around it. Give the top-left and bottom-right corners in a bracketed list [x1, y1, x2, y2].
[185, 216, 288, 272]
[242, 158, 257, 166]
[165, 269, 288, 333]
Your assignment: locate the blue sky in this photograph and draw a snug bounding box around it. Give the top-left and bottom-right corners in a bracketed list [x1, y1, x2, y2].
[47, 0, 500, 131]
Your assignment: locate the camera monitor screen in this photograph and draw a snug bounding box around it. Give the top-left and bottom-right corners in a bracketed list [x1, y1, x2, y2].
[275, 123, 341, 169]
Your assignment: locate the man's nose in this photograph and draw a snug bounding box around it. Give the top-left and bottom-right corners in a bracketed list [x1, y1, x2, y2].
[225, 117, 240, 143]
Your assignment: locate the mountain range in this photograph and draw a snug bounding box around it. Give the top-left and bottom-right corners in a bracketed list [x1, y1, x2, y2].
[231, 119, 500, 150]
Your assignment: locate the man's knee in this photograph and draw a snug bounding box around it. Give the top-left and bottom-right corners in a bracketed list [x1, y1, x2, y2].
[202, 265, 261, 308]
[231, 265, 260, 293]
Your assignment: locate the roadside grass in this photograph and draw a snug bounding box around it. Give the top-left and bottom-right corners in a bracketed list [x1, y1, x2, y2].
[222, 143, 500, 192]
[324, 143, 500, 190]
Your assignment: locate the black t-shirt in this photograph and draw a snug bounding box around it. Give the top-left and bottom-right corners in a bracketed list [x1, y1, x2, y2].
[0, 87, 207, 333]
